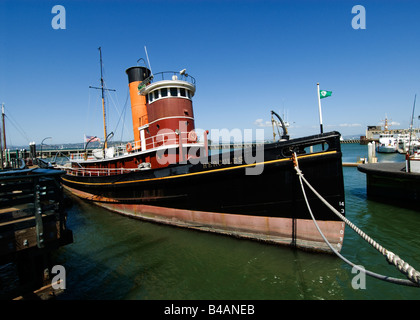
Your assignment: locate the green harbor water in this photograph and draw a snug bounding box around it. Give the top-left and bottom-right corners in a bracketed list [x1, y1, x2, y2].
[54, 143, 420, 300]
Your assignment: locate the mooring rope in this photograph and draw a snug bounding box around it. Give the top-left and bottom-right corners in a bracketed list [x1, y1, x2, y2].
[292, 152, 420, 287]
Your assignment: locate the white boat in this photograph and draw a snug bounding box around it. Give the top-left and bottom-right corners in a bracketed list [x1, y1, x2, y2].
[397, 133, 410, 154]
[376, 117, 397, 153]
[397, 133, 420, 154]
[377, 133, 397, 153]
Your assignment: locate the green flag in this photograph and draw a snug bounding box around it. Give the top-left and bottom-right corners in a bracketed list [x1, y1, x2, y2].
[320, 90, 332, 99]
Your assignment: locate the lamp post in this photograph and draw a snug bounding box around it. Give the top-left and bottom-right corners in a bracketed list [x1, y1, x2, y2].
[40, 137, 52, 159]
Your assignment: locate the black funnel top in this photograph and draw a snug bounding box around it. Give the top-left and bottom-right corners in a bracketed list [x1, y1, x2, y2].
[125, 66, 151, 83]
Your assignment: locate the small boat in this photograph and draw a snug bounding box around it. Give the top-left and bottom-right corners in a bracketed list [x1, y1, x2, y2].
[397, 133, 420, 154]
[58, 49, 346, 253]
[376, 117, 398, 153]
[377, 133, 397, 153]
[397, 133, 410, 154]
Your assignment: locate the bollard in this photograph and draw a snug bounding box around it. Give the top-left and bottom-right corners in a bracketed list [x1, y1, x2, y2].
[368, 142, 372, 163]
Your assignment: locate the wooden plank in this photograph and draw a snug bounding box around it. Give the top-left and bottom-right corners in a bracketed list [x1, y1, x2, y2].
[0, 210, 59, 228]
[13, 280, 65, 300]
[0, 203, 34, 224]
[343, 162, 359, 167]
[0, 203, 33, 215]
[0, 220, 62, 255]
[0, 181, 33, 193]
[0, 212, 57, 233]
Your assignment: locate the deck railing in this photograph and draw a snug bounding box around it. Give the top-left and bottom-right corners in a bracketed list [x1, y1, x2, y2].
[151, 71, 196, 85]
[69, 131, 201, 162]
[58, 166, 142, 176]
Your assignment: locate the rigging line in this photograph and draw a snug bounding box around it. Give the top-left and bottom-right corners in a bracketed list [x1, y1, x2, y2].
[103, 79, 131, 140]
[87, 88, 103, 137]
[3, 106, 30, 142]
[116, 86, 130, 142]
[90, 87, 105, 136]
[85, 87, 92, 136]
[103, 80, 119, 117]
[4, 114, 31, 144]
[292, 152, 420, 287]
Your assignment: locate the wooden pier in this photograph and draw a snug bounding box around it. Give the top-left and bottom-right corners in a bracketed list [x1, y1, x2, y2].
[343, 162, 360, 167]
[0, 168, 73, 299]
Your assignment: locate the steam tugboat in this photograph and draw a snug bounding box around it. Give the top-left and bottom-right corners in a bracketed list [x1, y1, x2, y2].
[59, 50, 346, 253]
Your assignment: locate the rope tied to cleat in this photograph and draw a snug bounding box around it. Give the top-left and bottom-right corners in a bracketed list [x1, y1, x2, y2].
[292, 152, 420, 287]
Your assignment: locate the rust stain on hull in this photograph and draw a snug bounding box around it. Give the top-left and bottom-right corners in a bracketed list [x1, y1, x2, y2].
[63, 185, 345, 253]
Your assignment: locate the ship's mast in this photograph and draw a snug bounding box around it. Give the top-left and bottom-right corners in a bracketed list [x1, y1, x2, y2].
[89, 47, 115, 149]
[98, 47, 109, 149]
[2, 103, 6, 151]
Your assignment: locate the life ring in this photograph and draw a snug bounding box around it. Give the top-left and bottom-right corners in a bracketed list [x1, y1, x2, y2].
[126, 142, 133, 152]
[188, 131, 197, 142]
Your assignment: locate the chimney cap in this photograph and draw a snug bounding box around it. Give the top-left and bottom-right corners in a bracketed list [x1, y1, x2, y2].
[125, 66, 151, 83]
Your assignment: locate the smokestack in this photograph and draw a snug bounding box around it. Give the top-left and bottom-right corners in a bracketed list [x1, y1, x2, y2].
[125, 66, 151, 148]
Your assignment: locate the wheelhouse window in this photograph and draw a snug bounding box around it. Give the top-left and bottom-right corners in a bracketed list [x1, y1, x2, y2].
[170, 88, 178, 97]
[147, 86, 193, 104]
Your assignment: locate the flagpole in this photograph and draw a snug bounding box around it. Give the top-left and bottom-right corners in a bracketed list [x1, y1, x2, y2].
[317, 82, 323, 134]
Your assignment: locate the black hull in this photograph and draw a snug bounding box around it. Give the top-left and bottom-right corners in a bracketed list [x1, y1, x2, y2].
[62, 132, 344, 219]
[61, 131, 346, 252]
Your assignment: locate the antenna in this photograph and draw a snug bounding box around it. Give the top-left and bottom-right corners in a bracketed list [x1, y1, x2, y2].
[144, 46, 153, 75]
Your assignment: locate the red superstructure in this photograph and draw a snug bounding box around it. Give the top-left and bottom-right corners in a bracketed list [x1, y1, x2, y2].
[69, 66, 207, 175]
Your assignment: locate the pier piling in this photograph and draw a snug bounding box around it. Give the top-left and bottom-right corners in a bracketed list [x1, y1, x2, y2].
[0, 169, 73, 299]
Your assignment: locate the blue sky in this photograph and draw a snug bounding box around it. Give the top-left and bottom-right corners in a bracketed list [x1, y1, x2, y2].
[1, 0, 420, 146]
